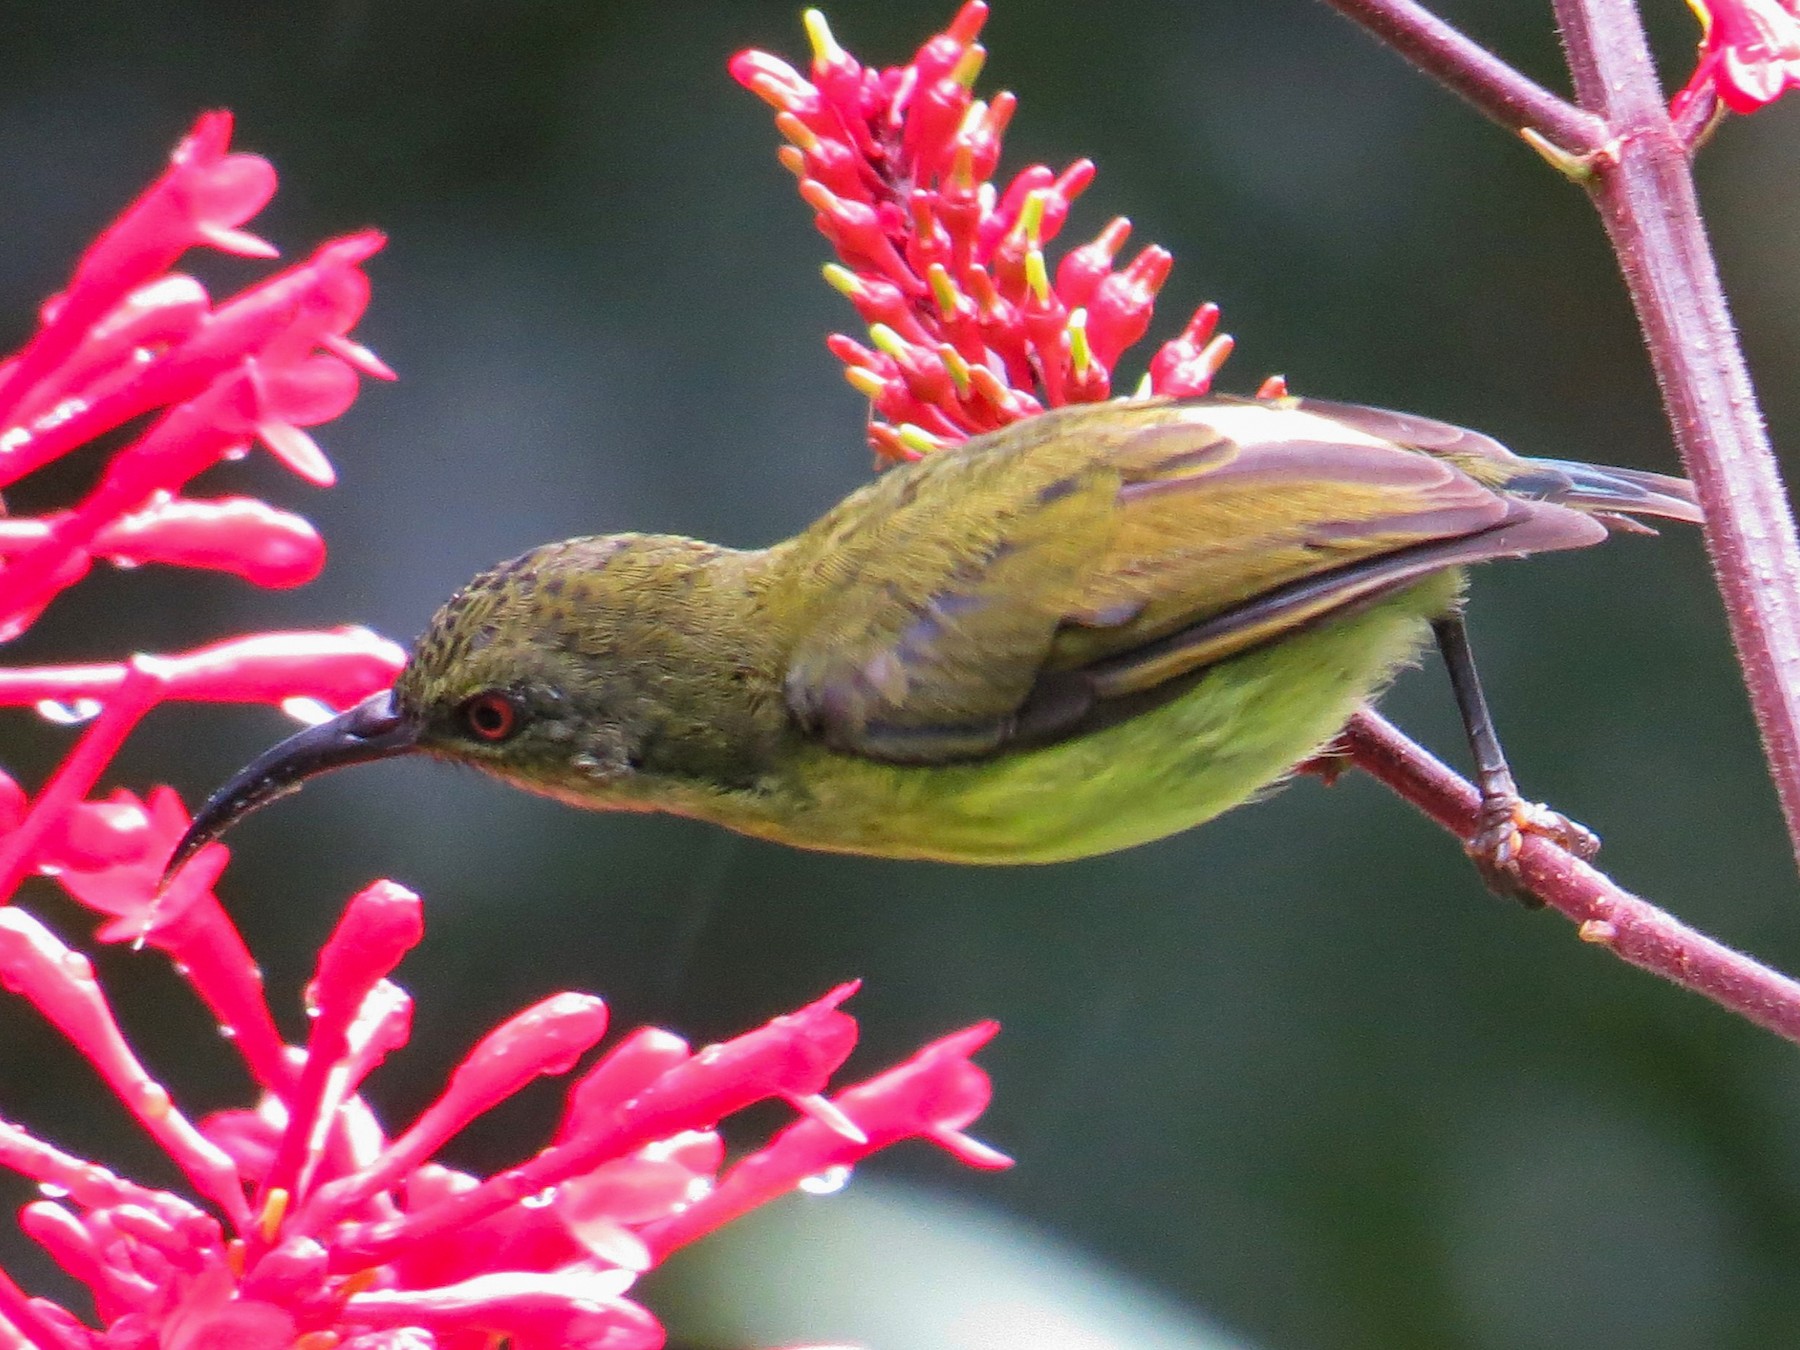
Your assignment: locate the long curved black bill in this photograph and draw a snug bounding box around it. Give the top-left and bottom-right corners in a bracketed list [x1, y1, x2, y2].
[161, 690, 422, 889]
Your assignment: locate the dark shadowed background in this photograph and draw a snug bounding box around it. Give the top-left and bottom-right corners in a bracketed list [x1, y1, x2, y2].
[4, 3, 1800, 1348]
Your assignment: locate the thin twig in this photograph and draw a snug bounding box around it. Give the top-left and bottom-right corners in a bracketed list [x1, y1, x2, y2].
[1343, 710, 1800, 1043]
[1550, 0, 1800, 877]
[1671, 83, 1723, 155]
[1319, 0, 1607, 157]
[1320, 0, 1800, 877]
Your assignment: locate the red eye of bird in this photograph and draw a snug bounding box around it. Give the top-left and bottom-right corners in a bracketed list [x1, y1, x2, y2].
[461, 691, 521, 742]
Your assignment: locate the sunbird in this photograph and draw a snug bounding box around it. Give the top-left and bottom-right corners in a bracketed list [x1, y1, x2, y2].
[165, 396, 1699, 880]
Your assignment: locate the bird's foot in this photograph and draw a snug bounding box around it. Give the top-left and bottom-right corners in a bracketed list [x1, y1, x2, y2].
[1467, 794, 1601, 906]
[1295, 736, 1355, 788]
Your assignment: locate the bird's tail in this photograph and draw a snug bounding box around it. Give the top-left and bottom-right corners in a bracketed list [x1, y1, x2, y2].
[1514, 458, 1703, 527]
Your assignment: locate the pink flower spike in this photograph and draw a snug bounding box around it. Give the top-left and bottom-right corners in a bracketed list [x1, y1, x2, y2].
[0, 627, 403, 714]
[0, 908, 249, 1228]
[89, 495, 325, 588]
[10, 230, 387, 485]
[0, 113, 275, 425]
[557, 1131, 725, 1242]
[240, 355, 360, 486]
[326, 988, 864, 1272]
[1056, 217, 1131, 311]
[0, 1117, 199, 1218]
[144, 892, 291, 1094]
[102, 853, 293, 1095]
[639, 1020, 1004, 1261]
[0, 663, 164, 903]
[0, 1265, 90, 1350]
[1148, 303, 1232, 399]
[557, 1027, 692, 1144]
[620, 981, 860, 1126]
[259, 882, 423, 1215]
[342, 1269, 659, 1350]
[311, 880, 425, 1012]
[332, 978, 415, 1103]
[300, 993, 609, 1231]
[19, 1202, 129, 1322]
[151, 626, 404, 709]
[729, 50, 824, 118]
[743, 9, 1230, 452]
[5, 900, 978, 1344]
[50, 786, 231, 931]
[0, 274, 211, 446]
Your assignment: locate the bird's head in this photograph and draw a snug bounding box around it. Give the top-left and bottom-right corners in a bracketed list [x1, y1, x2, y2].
[162, 534, 734, 884]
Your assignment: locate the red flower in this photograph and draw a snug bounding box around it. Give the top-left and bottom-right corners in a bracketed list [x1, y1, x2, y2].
[0, 111, 403, 917]
[0, 103, 1009, 1350]
[733, 2, 1260, 462]
[0, 883, 1003, 1349]
[1673, 0, 1800, 117]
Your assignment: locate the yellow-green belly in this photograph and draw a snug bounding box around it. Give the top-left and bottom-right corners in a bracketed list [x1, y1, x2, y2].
[705, 572, 1460, 863]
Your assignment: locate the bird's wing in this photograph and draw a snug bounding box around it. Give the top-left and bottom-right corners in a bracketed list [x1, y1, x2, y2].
[782, 399, 1606, 764]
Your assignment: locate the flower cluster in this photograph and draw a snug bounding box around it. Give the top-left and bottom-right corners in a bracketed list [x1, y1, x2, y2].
[1, 879, 1003, 1350]
[733, 2, 1267, 462]
[0, 111, 1006, 1349]
[1673, 0, 1800, 118]
[0, 110, 405, 915]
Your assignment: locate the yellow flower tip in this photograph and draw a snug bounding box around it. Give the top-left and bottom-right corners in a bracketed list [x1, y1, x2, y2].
[949, 142, 978, 190]
[1018, 190, 1047, 246]
[868, 323, 909, 361]
[1067, 309, 1091, 379]
[844, 365, 887, 399]
[777, 145, 807, 179]
[896, 423, 946, 456]
[952, 43, 987, 89]
[1024, 247, 1050, 305]
[1131, 373, 1155, 399]
[225, 1239, 247, 1278]
[822, 262, 861, 297]
[927, 263, 962, 321]
[798, 178, 836, 213]
[744, 78, 793, 113]
[939, 344, 973, 396]
[967, 363, 1009, 405]
[803, 9, 847, 67]
[775, 111, 821, 153]
[1199, 332, 1235, 377]
[958, 99, 987, 141]
[259, 1187, 291, 1243]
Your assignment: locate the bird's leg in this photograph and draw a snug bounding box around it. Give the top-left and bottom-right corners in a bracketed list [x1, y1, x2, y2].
[1431, 613, 1601, 902]
[1295, 733, 1354, 787]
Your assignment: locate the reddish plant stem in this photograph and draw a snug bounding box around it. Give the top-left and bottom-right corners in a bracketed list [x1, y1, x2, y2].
[1344, 711, 1800, 1043]
[1319, 0, 1607, 156]
[1326, 0, 1800, 882]
[1551, 0, 1800, 877]
[1672, 82, 1722, 154]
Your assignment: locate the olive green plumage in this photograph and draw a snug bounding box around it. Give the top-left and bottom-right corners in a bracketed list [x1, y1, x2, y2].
[167, 395, 1700, 874]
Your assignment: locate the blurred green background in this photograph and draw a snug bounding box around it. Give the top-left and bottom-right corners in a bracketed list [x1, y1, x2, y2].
[4, 2, 1800, 1347]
